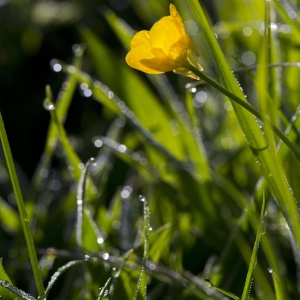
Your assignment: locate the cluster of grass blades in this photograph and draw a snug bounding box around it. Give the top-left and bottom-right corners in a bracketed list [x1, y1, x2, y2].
[1, 0, 300, 299]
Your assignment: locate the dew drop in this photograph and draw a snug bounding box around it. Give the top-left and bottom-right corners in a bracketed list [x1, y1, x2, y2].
[102, 252, 110, 260]
[204, 278, 212, 287]
[1, 280, 9, 287]
[97, 237, 104, 244]
[43, 98, 55, 111]
[139, 195, 145, 202]
[268, 268, 273, 273]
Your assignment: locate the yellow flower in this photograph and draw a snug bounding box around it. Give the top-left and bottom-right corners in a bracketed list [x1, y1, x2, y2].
[125, 4, 202, 79]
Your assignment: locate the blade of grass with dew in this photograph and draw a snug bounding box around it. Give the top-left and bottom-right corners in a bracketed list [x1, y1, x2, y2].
[269, 268, 284, 300]
[187, 1, 300, 252]
[204, 279, 240, 300]
[0, 196, 19, 234]
[45, 261, 83, 297]
[104, 10, 211, 182]
[256, 0, 277, 154]
[0, 280, 36, 300]
[31, 52, 82, 193]
[0, 259, 21, 300]
[251, 6, 288, 296]
[0, 113, 45, 297]
[134, 197, 150, 300]
[76, 158, 94, 248]
[241, 195, 266, 300]
[46, 248, 223, 299]
[76, 158, 104, 251]
[107, 249, 134, 300]
[97, 277, 111, 300]
[209, 202, 275, 299]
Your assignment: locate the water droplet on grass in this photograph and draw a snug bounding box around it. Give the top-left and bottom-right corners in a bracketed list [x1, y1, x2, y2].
[1, 280, 9, 287]
[43, 98, 55, 111]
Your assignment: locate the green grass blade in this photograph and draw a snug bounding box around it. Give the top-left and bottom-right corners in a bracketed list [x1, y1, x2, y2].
[45, 261, 83, 296]
[97, 277, 112, 300]
[0, 113, 45, 297]
[134, 197, 150, 300]
[76, 158, 94, 248]
[0, 259, 21, 299]
[0, 196, 19, 234]
[0, 280, 36, 300]
[204, 279, 240, 300]
[269, 268, 284, 300]
[241, 195, 266, 300]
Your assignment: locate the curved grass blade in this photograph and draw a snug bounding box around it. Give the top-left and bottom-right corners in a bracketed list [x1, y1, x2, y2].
[204, 279, 240, 300]
[241, 195, 266, 300]
[0, 113, 45, 297]
[45, 260, 83, 296]
[108, 249, 134, 300]
[0, 280, 36, 300]
[97, 277, 112, 300]
[0, 259, 21, 300]
[134, 197, 150, 300]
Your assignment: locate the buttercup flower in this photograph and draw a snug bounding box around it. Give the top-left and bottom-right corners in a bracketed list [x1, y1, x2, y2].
[125, 4, 202, 79]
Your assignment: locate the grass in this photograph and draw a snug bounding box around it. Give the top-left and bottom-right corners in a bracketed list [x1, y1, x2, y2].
[1, 0, 300, 299]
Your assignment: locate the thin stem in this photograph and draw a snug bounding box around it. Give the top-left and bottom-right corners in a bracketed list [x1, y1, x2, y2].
[0, 113, 45, 297]
[186, 64, 300, 163]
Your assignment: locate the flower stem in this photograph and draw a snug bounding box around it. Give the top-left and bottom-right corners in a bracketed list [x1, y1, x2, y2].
[186, 64, 300, 163]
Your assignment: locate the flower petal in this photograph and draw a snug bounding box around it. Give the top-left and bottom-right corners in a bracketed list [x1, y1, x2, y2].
[149, 16, 188, 58]
[126, 31, 164, 73]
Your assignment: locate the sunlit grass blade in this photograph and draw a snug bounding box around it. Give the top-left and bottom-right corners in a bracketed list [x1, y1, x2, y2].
[241, 195, 266, 300]
[0, 280, 36, 300]
[269, 268, 284, 300]
[97, 277, 111, 300]
[45, 261, 83, 296]
[0, 196, 19, 234]
[0, 259, 20, 300]
[204, 279, 240, 300]
[134, 197, 150, 300]
[108, 249, 134, 300]
[0, 113, 45, 297]
[76, 158, 94, 248]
